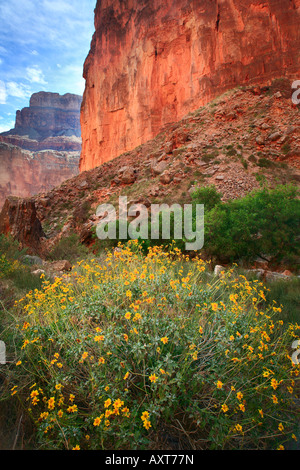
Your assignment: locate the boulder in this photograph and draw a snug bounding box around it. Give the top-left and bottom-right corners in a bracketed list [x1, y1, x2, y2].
[22, 255, 44, 266]
[0, 197, 45, 254]
[51, 260, 72, 272]
[160, 171, 172, 185]
[214, 265, 226, 277]
[32, 269, 46, 276]
[152, 160, 168, 176]
[120, 167, 136, 184]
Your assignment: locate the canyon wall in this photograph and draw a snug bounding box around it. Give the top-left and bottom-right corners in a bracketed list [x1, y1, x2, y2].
[3, 91, 82, 142]
[80, 0, 300, 171]
[0, 92, 82, 208]
[0, 142, 79, 209]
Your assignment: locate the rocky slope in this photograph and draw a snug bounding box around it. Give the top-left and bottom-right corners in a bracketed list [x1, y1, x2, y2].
[1, 81, 299, 262]
[0, 92, 82, 208]
[80, 0, 300, 171]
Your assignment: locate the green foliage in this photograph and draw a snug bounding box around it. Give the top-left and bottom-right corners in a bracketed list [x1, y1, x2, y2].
[266, 277, 300, 324]
[204, 184, 300, 264]
[257, 157, 275, 168]
[48, 233, 89, 263]
[191, 184, 222, 212]
[281, 142, 291, 155]
[0, 234, 27, 261]
[92, 184, 299, 267]
[0, 235, 43, 299]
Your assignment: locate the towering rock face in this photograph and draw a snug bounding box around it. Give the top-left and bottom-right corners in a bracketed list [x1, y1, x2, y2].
[80, 0, 300, 171]
[0, 92, 82, 208]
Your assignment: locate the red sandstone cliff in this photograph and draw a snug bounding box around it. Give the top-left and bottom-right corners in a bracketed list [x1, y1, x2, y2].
[80, 0, 300, 171]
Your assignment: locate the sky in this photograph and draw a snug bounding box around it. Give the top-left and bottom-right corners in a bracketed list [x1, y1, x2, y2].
[0, 0, 96, 133]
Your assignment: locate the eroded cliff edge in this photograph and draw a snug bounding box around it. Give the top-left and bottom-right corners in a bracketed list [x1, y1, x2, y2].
[80, 0, 300, 171]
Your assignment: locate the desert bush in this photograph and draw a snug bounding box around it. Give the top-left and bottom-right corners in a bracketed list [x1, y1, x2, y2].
[48, 234, 89, 263]
[191, 184, 222, 212]
[205, 184, 300, 264]
[2, 242, 299, 450]
[0, 234, 26, 262]
[0, 235, 43, 293]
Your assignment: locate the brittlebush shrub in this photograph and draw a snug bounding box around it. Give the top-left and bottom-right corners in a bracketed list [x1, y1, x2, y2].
[3, 242, 300, 450]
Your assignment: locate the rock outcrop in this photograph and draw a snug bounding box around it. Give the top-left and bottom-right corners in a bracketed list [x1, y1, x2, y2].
[0, 92, 82, 209]
[0, 197, 45, 254]
[80, 0, 300, 171]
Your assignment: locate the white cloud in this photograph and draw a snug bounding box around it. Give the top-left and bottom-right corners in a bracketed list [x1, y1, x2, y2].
[42, 0, 73, 13]
[0, 120, 14, 133]
[0, 81, 7, 104]
[6, 82, 32, 99]
[26, 65, 47, 85]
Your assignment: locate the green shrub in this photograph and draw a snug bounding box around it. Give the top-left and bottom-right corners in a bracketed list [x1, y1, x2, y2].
[0, 234, 26, 261]
[191, 184, 222, 212]
[48, 234, 89, 263]
[257, 158, 274, 168]
[266, 278, 300, 324]
[204, 184, 300, 264]
[248, 154, 257, 164]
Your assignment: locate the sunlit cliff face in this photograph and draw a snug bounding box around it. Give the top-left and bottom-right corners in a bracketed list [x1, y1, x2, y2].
[80, 0, 300, 172]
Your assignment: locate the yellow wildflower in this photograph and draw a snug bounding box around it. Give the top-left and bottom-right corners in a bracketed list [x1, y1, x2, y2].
[149, 374, 158, 383]
[94, 335, 104, 342]
[48, 397, 55, 410]
[235, 424, 243, 433]
[272, 394, 278, 404]
[93, 416, 102, 427]
[67, 405, 78, 413]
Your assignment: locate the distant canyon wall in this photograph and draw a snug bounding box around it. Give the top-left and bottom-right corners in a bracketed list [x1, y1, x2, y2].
[80, 0, 300, 171]
[0, 142, 79, 209]
[4, 91, 82, 141]
[0, 92, 82, 208]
